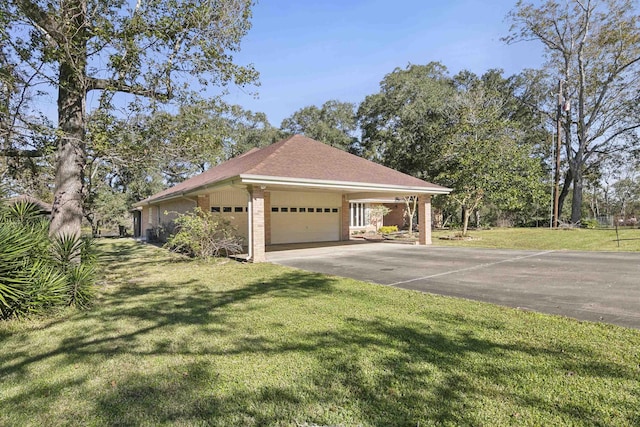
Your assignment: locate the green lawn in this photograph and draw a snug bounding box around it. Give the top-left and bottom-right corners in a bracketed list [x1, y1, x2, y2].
[433, 227, 640, 251]
[1, 239, 639, 426]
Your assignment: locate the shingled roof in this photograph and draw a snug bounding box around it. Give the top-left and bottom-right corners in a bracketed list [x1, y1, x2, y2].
[136, 134, 450, 205]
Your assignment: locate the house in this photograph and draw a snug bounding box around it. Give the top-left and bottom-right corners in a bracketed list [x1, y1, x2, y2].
[133, 135, 451, 262]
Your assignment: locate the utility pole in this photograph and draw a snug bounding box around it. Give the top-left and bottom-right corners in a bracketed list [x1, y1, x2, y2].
[553, 80, 563, 229]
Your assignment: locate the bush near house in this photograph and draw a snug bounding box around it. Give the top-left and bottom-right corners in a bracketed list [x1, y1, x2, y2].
[379, 225, 399, 234]
[164, 208, 244, 259]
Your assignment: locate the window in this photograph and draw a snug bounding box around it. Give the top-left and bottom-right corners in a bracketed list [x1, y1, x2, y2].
[281, 207, 288, 212]
[332, 208, 339, 213]
[271, 207, 279, 212]
[308, 208, 314, 212]
[324, 208, 331, 213]
[211, 207, 221, 213]
[290, 207, 298, 212]
[299, 208, 306, 212]
[234, 207, 243, 213]
[223, 207, 232, 213]
[350, 202, 367, 227]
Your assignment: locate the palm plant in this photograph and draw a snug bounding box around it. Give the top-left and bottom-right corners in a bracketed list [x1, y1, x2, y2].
[49, 234, 97, 307]
[0, 221, 30, 317]
[0, 201, 96, 318]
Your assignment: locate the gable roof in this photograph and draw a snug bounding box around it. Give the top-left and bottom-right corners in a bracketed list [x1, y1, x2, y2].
[136, 134, 450, 205]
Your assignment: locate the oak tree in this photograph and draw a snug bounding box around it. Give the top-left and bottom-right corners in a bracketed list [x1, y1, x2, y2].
[281, 100, 358, 152]
[506, 0, 640, 223]
[1, 0, 258, 237]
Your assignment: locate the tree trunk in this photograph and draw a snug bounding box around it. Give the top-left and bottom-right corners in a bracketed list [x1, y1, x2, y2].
[557, 169, 573, 223]
[570, 153, 583, 224]
[51, 66, 85, 238]
[50, 1, 87, 239]
[404, 196, 417, 235]
[462, 207, 471, 236]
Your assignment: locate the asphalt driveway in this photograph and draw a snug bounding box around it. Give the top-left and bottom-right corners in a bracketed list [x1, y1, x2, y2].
[267, 242, 640, 329]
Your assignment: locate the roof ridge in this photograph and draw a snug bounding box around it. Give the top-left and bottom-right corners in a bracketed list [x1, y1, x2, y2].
[237, 147, 260, 158]
[245, 134, 298, 175]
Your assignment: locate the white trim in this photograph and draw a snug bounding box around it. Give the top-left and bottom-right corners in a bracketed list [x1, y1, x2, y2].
[134, 173, 451, 208]
[350, 198, 399, 203]
[239, 174, 451, 194]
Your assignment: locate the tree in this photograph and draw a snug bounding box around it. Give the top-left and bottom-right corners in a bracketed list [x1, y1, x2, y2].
[1, 44, 57, 198]
[506, 0, 640, 223]
[281, 100, 358, 152]
[438, 76, 546, 235]
[403, 196, 418, 235]
[358, 62, 454, 178]
[367, 204, 391, 231]
[2, 0, 258, 238]
[222, 105, 282, 159]
[359, 64, 547, 231]
[611, 163, 640, 221]
[82, 103, 277, 235]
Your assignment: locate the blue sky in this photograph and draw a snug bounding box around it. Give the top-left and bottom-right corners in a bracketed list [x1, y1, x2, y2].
[224, 0, 544, 127]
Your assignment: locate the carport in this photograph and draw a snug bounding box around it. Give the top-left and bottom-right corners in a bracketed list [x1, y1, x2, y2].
[133, 135, 451, 262]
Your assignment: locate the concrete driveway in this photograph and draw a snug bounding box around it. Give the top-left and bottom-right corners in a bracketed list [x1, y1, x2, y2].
[267, 242, 640, 329]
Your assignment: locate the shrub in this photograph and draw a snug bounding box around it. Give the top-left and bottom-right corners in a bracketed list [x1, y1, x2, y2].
[165, 208, 243, 259]
[581, 218, 599, 229]
[379, 225, 399, 234]
[50, 234, 97, 308]
[64, 263, 96, 309]
[0, 201, 96, 319]
[0, 220, 33, 316]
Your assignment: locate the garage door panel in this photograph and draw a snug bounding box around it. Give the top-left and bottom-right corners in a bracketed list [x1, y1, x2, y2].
[270, 191, 341, 244]
[270, 200, 340, 244]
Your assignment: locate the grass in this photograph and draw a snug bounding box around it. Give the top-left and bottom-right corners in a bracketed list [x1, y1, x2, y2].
[1, 239, 639, 426]
[433, 227, 640, 251]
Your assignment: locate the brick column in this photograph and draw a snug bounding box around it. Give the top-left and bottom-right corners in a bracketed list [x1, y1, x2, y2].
[418, 195, 432, 245]
[249, 186, 266, 263]
[197, 194, 210, 212]
[264, 191, 271, 245]
[341, 195, 350, 241]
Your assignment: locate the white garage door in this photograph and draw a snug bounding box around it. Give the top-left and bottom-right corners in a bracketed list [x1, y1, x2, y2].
[270, 192, 341, 244]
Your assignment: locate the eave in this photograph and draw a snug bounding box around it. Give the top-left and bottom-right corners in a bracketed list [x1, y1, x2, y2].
[133, 174, 452, 208]
[238, 174, 452, 195]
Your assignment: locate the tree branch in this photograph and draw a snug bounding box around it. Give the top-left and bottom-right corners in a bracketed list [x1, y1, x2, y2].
[14, 0, 63, 43]
[86, 77, 172, 100]
[0, 148, 43, 158]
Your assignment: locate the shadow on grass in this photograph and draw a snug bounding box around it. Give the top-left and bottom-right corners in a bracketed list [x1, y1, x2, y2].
[85, 313, 640, 426]
[0, 268, 335, 377]
[2, 241, 639, 425]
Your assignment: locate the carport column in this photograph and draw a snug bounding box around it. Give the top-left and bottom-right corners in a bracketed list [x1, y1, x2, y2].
[197, 195, 210, 212]
[248, 186, 266, 263]
[418, 195, 432, 245]
[264, 191, 271, 245]
[341, 195, 350, 241]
